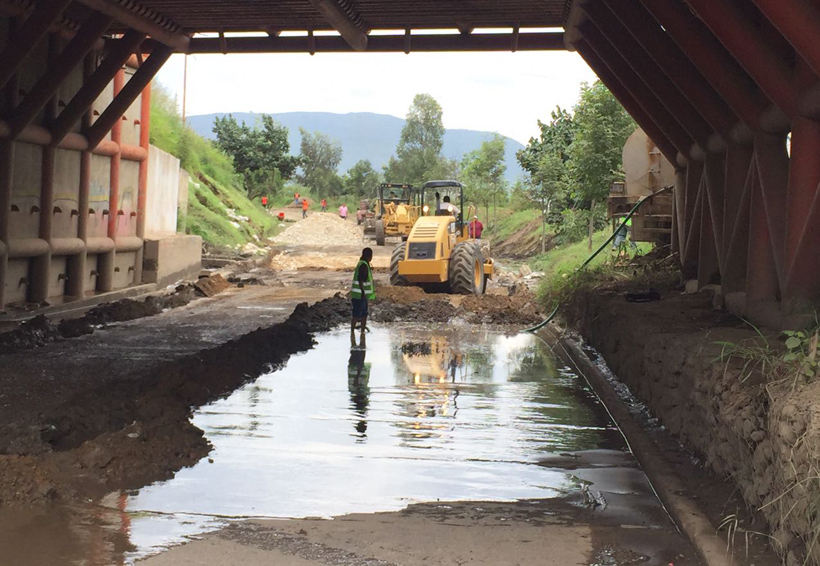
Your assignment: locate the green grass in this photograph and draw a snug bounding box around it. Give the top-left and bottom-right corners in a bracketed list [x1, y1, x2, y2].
[150, 82, 277, 249]
[529, 230, 650, 279]
[486, 208, 542, 242]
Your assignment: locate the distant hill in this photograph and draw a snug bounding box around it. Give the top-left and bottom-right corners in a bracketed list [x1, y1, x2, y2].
[186, 111, 526, 184]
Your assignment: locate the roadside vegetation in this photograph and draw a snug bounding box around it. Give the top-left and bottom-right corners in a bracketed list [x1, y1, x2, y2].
[150, 83, 277, 251]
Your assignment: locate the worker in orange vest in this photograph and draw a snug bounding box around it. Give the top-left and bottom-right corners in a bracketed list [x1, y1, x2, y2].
[321, 198, 327, 212]
[261, 195, 268, 209]
[301, 197, 309, 218]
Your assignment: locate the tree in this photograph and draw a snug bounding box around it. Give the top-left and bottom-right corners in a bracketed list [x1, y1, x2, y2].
[212, 114, 298, 198]
[384, 94, 447, 185]
[343, 159, 381, 199]
[567, 81, 635, 249]
[517, 107, 576, 251]
[461, 134, 507, 224]
[297, 128, 343, 198]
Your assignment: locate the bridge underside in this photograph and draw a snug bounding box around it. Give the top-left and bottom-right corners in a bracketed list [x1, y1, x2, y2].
[0, 0, 818, 327]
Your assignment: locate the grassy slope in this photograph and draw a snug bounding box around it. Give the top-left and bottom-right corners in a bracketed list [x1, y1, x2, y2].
[150, 85, 276, 250]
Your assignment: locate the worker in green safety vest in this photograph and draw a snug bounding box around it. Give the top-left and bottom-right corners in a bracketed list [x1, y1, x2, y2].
[351, 247, 376, 341]
[612, 216, 637, 252]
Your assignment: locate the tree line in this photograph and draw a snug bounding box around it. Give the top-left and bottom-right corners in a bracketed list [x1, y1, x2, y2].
[210, 81, 636, 251]
[210, 93, 508, 207]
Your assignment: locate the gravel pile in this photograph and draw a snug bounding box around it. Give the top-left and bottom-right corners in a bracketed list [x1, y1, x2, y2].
[273, 213, 363, 246]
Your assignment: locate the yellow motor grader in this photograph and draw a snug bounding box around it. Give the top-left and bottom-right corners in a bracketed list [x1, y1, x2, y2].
[389, 180, 493, 295]
[364, 183, 422, 246]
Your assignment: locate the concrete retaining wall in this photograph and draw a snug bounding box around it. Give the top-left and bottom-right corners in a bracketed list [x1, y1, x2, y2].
[146, 146, 181, 238]
[143, 235, 202, 287]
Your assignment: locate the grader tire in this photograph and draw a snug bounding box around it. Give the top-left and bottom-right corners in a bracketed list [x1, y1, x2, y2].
[449, 242, 485, 295]
[375, 221, 386, 246]
[389, 242, 408, 286]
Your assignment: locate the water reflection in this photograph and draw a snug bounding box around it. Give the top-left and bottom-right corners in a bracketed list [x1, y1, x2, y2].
[5, 325, 628, 565]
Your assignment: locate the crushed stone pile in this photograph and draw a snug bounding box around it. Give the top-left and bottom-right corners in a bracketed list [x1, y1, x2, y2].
[273, 213, 363, 246]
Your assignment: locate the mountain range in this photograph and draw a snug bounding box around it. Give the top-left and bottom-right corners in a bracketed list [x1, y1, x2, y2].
[186, 111, 526, 184]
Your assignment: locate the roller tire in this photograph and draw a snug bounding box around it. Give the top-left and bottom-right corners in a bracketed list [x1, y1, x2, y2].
[390, 242, 408, 286]
[449, 242, 485, 295]
[375, 221, 386, 246]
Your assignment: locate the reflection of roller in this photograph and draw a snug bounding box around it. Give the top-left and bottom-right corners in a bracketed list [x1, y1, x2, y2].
[401, 335, 463, 384]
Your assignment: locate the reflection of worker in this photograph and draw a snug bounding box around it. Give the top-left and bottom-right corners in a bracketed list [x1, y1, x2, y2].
[301, 198, 309, 219]
[612, 217, 637, 251]
[439, 195, 459, 216]
[351, 247, 375, 338]
[468, 216, 483, 239]
[348, 347, 371, 439]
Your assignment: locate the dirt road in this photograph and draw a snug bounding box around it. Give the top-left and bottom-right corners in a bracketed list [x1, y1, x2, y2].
[0, 213, 740, 566]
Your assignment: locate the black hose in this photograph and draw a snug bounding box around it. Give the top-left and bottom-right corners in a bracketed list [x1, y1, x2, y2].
[522, 187, 671, 333]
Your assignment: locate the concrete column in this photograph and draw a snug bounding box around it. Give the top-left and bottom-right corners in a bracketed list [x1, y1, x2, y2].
[721, 144, 753, 293]
[0, 141, 11, 310]
[746, 161, 780, 306]
[703, 153, 726, 271]
[98, 68, 124, 292]
[31, 145, 54, 303]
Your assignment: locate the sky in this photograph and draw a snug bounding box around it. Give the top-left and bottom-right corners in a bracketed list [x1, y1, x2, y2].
[155, 49, 598, 145]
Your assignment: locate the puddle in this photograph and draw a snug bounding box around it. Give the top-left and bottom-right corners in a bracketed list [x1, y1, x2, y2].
[2, 324, 659, 565]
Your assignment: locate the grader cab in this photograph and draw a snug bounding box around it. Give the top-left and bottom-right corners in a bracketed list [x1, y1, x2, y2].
[389, 180, 493, 295]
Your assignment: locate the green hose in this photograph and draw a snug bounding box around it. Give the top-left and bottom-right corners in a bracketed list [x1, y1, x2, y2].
[521, 187, 671, 333]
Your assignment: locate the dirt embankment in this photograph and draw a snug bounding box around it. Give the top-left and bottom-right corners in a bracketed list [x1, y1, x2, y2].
[372, 286, 544, 326]
[0, 294, 350, 507]
[0, 275, 230, 355]
[575, 289, 820, 565]
[491, 217, 556, 259]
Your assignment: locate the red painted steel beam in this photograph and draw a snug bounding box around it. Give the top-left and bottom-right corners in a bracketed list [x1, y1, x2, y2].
[8, 13, 113, 139]
[50, 31, 147, 147]
[601, 0, 736, 137]
[575, 41, 680, 164]
[684, 0, 799, 118]
[753, 0, 820, 80]
[0, 0, 73, 91]
[581, 4, 713, 148]
[85, 45, 172, 149]
[636, 0, 767, 129]
[187, 32, 565, 53]
[575, 41, 679, 163]
[578, 22, 694, 156]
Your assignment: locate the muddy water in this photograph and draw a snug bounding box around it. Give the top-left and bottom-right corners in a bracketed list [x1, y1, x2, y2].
[2, 325, 662, 565]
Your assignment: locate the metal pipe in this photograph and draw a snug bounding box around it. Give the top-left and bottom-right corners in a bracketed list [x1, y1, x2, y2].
[134, 80, 150, 285]
[85, 45, 172, 149]
[98, 68, 124, 293]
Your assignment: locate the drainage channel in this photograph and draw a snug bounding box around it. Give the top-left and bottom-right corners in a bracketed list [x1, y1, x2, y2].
[2, 324, 701, 565]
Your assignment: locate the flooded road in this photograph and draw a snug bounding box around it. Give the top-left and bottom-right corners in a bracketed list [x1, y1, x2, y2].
[1, 324, 700, 565]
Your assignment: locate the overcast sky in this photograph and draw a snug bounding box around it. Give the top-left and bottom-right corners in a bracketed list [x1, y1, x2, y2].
[155, 50, 598, 145]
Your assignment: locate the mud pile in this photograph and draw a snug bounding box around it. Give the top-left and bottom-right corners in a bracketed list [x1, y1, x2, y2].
[273, 213, 363, 246]
[372, 286, 544, 326]
[0, 294, 350, 507]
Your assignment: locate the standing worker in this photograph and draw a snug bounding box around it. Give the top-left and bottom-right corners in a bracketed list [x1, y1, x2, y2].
[301, 197, 309, 219]
[321, 198, 327, 212]
[612, 216, 637, 253]
[261, 195, 268, 209]
[339, 203, 348, 220]
[468, 215, 483, 239]
[351, 247, 375, 339]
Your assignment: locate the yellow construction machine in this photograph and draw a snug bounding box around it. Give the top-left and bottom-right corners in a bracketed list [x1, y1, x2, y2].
[389, 180, 493, 294]
[365, 183, 422, 246]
